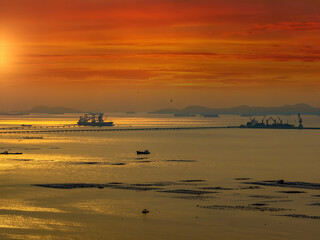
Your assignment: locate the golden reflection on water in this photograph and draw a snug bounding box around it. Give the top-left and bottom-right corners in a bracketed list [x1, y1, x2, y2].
[0, 200, 64, 213]
[0, 115, 319, 240]
[0, 162, 15, 171]
[72, 199, 138, 217]
[0, 120, 75, 126]
[0, 214, 79, 230]
[4, 234, 58, 240]
[0, 114, 244, 129]
[0, 133, 125, 145]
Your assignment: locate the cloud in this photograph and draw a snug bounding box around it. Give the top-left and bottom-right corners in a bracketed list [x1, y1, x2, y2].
[249, 22, 320, 32]
[2, 0, 320, 96]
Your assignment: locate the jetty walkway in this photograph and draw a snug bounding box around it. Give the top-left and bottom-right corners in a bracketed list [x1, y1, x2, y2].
[0, 126, 319, 134]
[0, 126, 234, 134]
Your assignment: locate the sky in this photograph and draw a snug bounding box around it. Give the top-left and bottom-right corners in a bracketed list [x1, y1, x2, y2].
[0, 0, 319, 111]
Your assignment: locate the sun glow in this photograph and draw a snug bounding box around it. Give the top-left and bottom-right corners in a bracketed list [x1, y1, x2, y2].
[0, 42, 3, 68]
[0, 38, 12, 72]
[0, 40, 7, 71]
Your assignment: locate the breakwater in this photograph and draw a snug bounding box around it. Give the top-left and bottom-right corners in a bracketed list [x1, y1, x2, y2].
[0, 126, 319, 134]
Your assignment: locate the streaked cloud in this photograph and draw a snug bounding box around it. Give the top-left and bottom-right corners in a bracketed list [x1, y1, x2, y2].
[0, 0, 319, 109]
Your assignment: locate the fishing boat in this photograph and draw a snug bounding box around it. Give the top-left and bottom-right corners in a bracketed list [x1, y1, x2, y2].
[136, 150, 150, 155]
[1, 151, 23, 155]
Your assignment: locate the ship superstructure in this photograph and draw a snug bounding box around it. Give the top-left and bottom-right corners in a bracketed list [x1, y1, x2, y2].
[77, 113, 114, 126]
[241, 114, 303, 129]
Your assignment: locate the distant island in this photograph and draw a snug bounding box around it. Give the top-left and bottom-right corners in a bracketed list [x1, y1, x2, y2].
[149, 103, 320, 116]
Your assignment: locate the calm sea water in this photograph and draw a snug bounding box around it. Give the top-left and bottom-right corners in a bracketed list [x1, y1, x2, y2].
[0, 114, 319, 240]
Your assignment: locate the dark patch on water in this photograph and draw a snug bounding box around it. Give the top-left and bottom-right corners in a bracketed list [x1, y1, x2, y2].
[34, 183, 105, 189]
[114, 185, 159, 191]
[259, 200, 293, 203]
[200, 187, 234, 190]
[198, 204, 292, 212]
[179, 180, 206, 183]
[11, 159, 33, 162]
[131, 183, 159, 187]
[159, 189, 215, 195]
[49, 147, 61, 149]
[33, 183, 159, 191]
[170, 195, 215, 201]
[307, 203, 320, 206]
[277, 191, 306, 194]
[278, 214, 320, 220]
[133, 160, 152, 163]
[111, 163, 126, 165]
[238, 186, 262, 190]
[166, 160, 197, 162]
[77, 162, 100, 165]
[244, 180, 320, 190]
[131, 182, 176, 187]
[248, 195, 287, 199]
[250, 203, 269, 206]
[312, 195, 320, 197]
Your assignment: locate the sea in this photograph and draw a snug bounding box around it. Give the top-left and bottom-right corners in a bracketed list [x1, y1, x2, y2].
[0, 113, 319, 240]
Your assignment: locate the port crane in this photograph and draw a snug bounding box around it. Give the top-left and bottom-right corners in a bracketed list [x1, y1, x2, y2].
[244, 114, 303, 129]
[298, 113, 303, 128]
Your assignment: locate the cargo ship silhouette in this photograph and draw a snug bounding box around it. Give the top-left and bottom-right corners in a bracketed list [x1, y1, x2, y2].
[241, 113, 303, 129]
[77, 113, 114, 126]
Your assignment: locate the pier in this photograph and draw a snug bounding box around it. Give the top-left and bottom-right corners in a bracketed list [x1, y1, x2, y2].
[0, 126, 319, 134]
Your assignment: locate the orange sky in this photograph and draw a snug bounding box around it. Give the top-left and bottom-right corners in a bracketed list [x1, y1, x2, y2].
[0, 0, 319, 111]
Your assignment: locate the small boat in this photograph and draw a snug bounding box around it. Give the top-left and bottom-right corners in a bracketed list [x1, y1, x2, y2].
[142, 209, 149, 214]
[1, 151, 23, 155]
[174, 113, 196, 117]
[137, 150, 150, 155]
[201, 113, 219, 118]
[23, 136, 43, 139]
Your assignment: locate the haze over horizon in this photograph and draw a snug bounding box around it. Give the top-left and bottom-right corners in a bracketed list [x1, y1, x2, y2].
[1, 0, 319, 111]
[1, 102, 319, 114]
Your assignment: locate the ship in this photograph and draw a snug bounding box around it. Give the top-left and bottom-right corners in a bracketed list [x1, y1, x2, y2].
[77, 113, 114, 126]
[136, 150, 150, 155]
[174, 113, 196, 117]
[240, 113, 303, 129]
[201, 113, 219, 118]
[1, 151, 22, 155]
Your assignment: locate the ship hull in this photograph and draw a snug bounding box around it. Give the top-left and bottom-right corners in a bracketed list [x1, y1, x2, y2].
[77, 122, 114, 127]
[201, 114, 219, 118]
[240, 125, 296, 129]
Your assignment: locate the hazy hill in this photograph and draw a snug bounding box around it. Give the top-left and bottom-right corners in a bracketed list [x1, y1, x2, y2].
[27, 105, 83, 114]
[150, 103, 320, 115]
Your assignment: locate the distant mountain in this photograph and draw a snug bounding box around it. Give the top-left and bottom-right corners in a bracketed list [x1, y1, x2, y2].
[150, 103, 320, 115]
[27, 105, 83, 114]
[0, 111, 30, 116]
